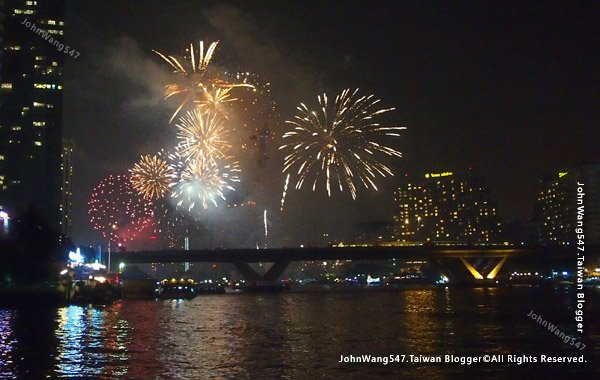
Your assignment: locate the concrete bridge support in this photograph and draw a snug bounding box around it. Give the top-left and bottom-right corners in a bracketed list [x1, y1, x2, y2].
[459, 256, 508, 280]
[233, 260, 290, 283]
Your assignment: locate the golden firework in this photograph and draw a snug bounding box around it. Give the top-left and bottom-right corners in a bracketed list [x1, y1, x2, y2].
[154, 41, 254, 122]
[280, 88, 405, 199]
[175, 108, 231, 163]
[130, 154, 176, 200]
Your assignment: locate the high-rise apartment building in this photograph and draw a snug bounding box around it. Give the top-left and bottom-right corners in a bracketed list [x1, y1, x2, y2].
[534, 163, 600, 245]
[0, 0, 65, 233]
[394, 171, 502, 244]
[59, 138, 72, 239]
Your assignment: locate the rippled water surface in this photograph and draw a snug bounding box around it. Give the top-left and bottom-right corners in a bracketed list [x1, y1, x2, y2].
[1, 287, 598, 378]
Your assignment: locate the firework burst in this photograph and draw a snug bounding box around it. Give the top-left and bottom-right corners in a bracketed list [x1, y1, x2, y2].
[154, 41, 254, 122]
[175, 108, 230, 163]
[130, 154, 176, 200]
[280, 88, 405, 199]
[88, 174, 154, 243]
[195, 84, 237, 116]
[171, 157, 241, 211]
[149, 198, 199, 247]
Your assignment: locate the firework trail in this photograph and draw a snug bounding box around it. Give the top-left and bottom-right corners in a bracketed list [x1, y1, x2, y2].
[280, 88, 405, 199]
[263, 209, 268, 238]
[175, 108, 231, 163]
[130, 154, 176, 200]
[171, 157, 241, 211]
[280, 173, 290, 211]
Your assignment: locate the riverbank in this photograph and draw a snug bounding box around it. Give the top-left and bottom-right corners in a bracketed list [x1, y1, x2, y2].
[0, 281, 122, 307]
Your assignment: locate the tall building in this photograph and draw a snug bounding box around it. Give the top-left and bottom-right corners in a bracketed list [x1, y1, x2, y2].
[534, 163, 600, 245]
[0, 0, 65, 233]
[59, 139, 73, 239]
[394, 171, 502, 244]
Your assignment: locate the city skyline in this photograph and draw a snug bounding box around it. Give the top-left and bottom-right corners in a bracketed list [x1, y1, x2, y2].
[0, 2, 598, 377]
[2, 0, 595, 247]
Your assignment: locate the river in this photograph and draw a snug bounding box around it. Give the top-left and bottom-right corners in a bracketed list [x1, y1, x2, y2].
[0, 286, 598, 378]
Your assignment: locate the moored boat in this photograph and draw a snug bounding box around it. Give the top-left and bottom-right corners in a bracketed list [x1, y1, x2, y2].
[156, 278, 197, 299]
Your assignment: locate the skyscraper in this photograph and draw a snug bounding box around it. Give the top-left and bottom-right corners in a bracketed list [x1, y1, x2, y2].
[394, 171, 502, 244]
[0, 0, 65, 233]
[59, 138, 73, 239]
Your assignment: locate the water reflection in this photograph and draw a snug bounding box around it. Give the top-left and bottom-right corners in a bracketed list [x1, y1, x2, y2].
[55, 304, 130, 378]
[0, 288, 598, 378]
[0, 306, 58, 378]
[0, 310, 16, 379]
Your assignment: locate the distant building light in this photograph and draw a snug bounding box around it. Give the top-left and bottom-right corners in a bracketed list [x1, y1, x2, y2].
[425, 171, 453, 179]
[366, 275, 380, 284]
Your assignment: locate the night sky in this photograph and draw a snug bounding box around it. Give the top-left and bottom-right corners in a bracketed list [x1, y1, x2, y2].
[63, 0, 600, 247]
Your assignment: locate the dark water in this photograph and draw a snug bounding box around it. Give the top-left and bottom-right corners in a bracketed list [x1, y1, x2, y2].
[0, 286, 598, 379]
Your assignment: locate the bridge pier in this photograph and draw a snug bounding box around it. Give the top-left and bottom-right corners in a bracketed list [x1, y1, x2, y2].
[233, 260, 290, 283]
[459, 256, 508, 280]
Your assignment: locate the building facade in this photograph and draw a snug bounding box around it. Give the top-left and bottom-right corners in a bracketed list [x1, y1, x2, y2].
[394, 171, 502, 245]
[59, 138, 73, 239]
[0, 0, 65, 233]
[534, 163, 600, 245]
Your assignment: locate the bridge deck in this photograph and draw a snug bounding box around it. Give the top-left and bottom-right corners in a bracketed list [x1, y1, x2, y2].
[113, 246, 584, 264]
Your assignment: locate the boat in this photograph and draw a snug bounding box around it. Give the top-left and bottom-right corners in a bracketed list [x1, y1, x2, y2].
[385, 270, 433, 289]
[59, 262, 121, 305]
[156, 278, 197, 299]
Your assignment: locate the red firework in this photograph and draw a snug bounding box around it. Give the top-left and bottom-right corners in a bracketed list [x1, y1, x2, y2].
[88, 174, 154, 244]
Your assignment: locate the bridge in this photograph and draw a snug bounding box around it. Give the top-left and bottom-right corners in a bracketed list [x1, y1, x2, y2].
[114, 245, 595, 283]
